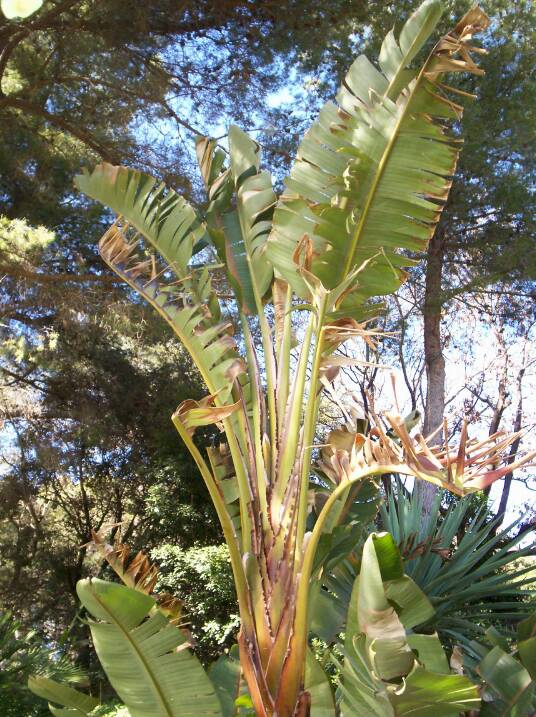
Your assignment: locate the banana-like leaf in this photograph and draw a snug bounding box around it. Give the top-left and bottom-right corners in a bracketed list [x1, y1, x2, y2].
[267, 2, 489, 321]
[477, 646, 535, 716]
[77, 578, 222, 717]
[391, 666, 481, 717]
[357, 533, 430, 680]
[96, 222, 243, 401]
[27, 676, 99, 716]
[227, 126, 275, 308]
[305, 649, 336, 717]
[75, 166, 245, 401]
[339, 532, 479, 716]
[209, 645, 249, 717]
[75, 164, 208, 273]
[197, 127, 275, 314]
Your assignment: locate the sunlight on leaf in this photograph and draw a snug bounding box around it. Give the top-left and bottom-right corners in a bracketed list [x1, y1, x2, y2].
[1, 0, 43, 19]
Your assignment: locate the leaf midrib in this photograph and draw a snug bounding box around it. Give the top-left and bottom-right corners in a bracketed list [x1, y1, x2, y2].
[384, 2, 441, 102]
[89, 583, 175, 717]
[341, 44, 440, 282]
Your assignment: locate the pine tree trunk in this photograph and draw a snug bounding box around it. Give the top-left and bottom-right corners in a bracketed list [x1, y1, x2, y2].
[417, 232, 446, 516]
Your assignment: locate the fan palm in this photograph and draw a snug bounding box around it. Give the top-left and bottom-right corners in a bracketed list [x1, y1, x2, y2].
[381, 486, 536, 646]
[0, 611, 84, 716]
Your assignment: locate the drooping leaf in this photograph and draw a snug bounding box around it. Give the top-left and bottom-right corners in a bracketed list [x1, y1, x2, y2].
[96, 222, 243, 401]
[76, 578, 222, 717]
[174, 396, 241, 435]
[27, 676, 99, 716]
[74, 166, 246, 399]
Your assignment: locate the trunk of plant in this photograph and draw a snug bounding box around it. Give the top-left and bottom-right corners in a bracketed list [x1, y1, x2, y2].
[494, 359, 526, 528]
[237, 560, 309, 717]
[416, 232, 446, 516]
[483, 327, 509, 497]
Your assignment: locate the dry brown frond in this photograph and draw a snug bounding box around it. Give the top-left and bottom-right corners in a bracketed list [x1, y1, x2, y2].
[86, 529, 184, 625]
[318, 411, 536, 496]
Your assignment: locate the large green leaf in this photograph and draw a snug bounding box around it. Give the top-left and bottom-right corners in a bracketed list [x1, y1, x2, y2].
[478, 646, 535, 717]
[357, 533, 425, 680]
[75, 164, 208, 274]
[305, 649, 336, 717]
[391, 666, 481, 716]
[197, 127, 275, 314]
[228, 126, 275, 303]
[267, 1, 488, 320]
[27, 676, 99, 716]
[340, 532, 479, 716]
[208, 645, 251, 717]
[74, 164, 247, 402]
[77, 578, 222, 717]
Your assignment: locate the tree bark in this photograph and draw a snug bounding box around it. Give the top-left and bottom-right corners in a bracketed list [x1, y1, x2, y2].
[416, 232, 446, 516]
[495, 359, 526, 526]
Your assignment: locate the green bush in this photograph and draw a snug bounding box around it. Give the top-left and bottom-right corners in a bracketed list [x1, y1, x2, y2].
[151, 544, 238, 663]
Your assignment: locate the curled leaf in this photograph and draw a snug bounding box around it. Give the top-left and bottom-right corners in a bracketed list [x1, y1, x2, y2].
[173, 395, 241, 435]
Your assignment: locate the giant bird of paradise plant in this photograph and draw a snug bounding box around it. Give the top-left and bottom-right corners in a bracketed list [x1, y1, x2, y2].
[29, 3, 536, 716]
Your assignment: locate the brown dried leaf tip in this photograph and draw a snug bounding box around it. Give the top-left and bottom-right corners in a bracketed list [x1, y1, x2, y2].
[86, 529, 184, 625]
[319, 412, 535, 497]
